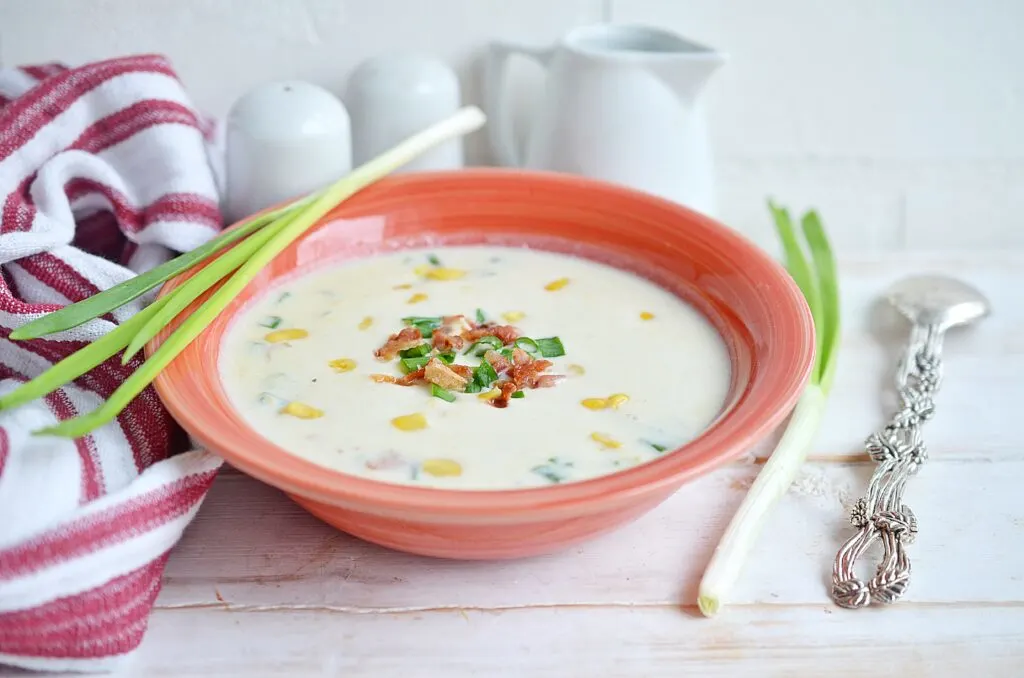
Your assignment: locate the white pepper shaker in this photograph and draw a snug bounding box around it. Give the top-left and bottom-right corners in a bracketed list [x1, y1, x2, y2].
[224, 80, 351, 222]
[344, 53, 463, 172]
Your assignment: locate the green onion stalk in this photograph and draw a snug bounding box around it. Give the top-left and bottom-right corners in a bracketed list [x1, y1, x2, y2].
[696, 200, 840, 617]
[0, 106, 487, 438]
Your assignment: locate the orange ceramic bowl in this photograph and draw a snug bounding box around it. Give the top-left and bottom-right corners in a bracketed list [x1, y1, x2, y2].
[149, 169, 814, 560]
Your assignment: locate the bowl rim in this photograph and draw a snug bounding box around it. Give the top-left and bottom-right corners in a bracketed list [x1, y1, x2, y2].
[149, 168, 814, 517]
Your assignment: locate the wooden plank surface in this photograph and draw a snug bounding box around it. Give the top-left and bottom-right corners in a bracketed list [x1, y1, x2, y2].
[73, 254, 1024, 675]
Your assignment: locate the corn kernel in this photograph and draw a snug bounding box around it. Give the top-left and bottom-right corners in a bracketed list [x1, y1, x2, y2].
[391, 413, 428, 431]
[567, 364, 586, 376]
[478, 388, 501, 401]
[358, 316, 373, 330]
[329, 358, 357, 373]
[407, 292, 428, 304]
[502, 310, 526, 322]
[581, 398, 608, 410]
[640, 311, 655, 321]
[607, 393, 630, 408]
[590, 432, 622, 449]
[280, 401, 324, 419]
[264, 328, 309, 343]
[393, 283, 413, 290]
[544, 277, 570, 291]
[422, 458, 463, 477]
[423, 267, 466, 281]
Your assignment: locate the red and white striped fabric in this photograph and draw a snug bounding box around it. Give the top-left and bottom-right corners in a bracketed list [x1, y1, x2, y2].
[0, 55, 225, 672]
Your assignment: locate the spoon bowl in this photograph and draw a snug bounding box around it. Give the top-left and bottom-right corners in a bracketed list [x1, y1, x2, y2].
[886, 274, 991, 331]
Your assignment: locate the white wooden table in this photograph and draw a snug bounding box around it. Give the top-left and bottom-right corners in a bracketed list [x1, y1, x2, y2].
[135, 252, 1023, 676]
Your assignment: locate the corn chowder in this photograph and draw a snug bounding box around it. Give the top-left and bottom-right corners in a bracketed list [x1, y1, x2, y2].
[219, 245, 731, 490]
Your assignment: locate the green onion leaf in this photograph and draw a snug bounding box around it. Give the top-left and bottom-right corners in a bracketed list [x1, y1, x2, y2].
[769, 200, 823, 382]
[258, 315, 282, 329]
[647, 442, 667, 452]
[402, 315, 442, 325]
[402, 315, 442, 339]
[0, 294, 174, 411]
[800, 209, 840, 393]
[475, 308, 486, 324]
[427, 253, 442, 267]
[399, 343, 431, 359]
[514, 337, 540, 354]
[121, 214, 295, 362]
[535, 336, 565, 358]
[430, 383, 456, 402]
[511, 390, 525, 399]
[8, 199, 308, 341]
[400, 356, 431, 373]
[437, 351, 456, 364]
[464, 335, 502, 355]
[473, 361, 498, 388]
[32, 106, 486, 438]
[464, 381, 482, 394]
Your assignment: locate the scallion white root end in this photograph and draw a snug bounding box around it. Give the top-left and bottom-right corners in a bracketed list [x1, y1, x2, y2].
[697, 385, 828, 617]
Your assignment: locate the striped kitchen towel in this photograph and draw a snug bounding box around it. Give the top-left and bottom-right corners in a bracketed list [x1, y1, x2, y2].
[0, 54, 225, 672]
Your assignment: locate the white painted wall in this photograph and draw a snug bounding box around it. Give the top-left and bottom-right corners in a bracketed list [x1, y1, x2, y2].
[1, 0, 1021, 253]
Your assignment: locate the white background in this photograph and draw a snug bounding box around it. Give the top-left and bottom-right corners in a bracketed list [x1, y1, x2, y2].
[2, 0, 1022, 253]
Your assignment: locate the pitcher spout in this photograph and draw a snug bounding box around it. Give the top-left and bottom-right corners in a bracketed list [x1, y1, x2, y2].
[565, 23, 726, 104]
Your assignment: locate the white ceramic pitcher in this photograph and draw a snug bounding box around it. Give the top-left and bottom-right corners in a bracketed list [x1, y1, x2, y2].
[484, 24, 725, 216]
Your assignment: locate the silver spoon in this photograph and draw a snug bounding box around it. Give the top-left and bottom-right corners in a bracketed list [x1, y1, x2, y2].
[831, 275, 991, 609]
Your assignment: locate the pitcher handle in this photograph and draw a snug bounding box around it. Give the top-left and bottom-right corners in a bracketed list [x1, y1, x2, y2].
[483, 41, 553, 167]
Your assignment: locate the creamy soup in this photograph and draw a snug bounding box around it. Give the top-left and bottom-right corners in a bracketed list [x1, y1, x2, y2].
[219, 245, 731, 490]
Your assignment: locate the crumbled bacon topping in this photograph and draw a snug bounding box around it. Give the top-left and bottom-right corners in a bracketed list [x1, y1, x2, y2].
[490, 380, 520, 409]
[373, 326, 423, 360]
[424, 358, 469, 391]
[371, 311, 563, 407]
[464, 323, 519, 345]
[431, 327, 466, 352]
[370, 368, 426, 386]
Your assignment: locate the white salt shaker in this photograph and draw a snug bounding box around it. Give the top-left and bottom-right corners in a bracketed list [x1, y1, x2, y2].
[224, 80, 352, 222]
[344, 53, 463, 172]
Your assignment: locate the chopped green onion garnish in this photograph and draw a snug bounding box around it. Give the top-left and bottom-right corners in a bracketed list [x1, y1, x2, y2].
[430, 383, 456, 402]
[511, 390, 525, 399]
[475, 308, 486, 324]
[514, 337, 540, 354]
[400, 356, 431, 373]
[499, 347, 515, 359]
[437, 351, 456, 364]
[647, 442, 667, 452]
[464, 335, 502, 355]
[464, 381, 482, 394]
[258, 315, 282, 329]
[399, 343, 431, 359]
[535, 336, 565, 358]
[427, 253, 442, 266]
[402, 315, 442, 325]
[473, 361, 498, 388]
[402, 315, 442, 339]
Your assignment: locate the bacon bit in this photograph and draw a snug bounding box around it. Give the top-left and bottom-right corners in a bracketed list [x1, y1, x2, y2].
[489, 380, 519, 409]
[508, 358, 554, 390]
[510, 347, 532, 365]
[432, 327, 466, 352]
[534, 374, 564, 388]
[463, 324, 519, 344]
[449, 364, 474, 380]
[424, 358, 469, 391]
[483, 349, 511, 374]
[370, 368, 426, 386]
[374, 326, 423, 360]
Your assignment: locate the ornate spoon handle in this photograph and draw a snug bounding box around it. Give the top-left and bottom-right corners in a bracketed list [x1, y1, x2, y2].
[831, 323, 943, 609]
